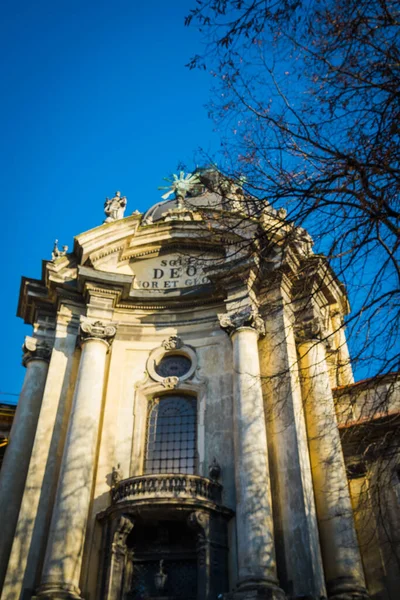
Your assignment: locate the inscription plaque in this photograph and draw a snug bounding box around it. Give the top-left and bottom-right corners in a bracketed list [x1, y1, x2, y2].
[133, 254, 210, 290]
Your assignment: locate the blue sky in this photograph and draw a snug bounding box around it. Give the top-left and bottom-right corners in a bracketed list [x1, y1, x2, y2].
[0, 1, 389, 404]
[1, 0, 219, 403]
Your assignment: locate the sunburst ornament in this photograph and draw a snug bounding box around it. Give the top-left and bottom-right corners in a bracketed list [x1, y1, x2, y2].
[159, 171, 201, 201]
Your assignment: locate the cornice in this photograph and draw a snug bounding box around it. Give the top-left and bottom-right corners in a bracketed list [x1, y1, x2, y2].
[17, 277, 52, 325]
[293, 254, 349, 312]
[73, 215, 141, 265]
[90, 244, 125, 264]
[77, 265, 133, 303]
[116, 294, 225, 311]
[121, 241, 225, 263]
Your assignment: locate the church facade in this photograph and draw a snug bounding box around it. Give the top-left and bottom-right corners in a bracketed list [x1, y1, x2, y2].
[0, 170, 399, 600]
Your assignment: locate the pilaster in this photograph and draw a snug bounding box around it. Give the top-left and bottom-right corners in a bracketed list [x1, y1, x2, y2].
[330, 309, 354, 387]
[296, 318, 368, 600]
[260, 280, 325, 599]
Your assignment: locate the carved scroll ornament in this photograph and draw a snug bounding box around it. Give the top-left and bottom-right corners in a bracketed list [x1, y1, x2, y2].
[112, 515, 135, 558]
[188, 511, 210, 568]
[162, 335, 183, 350]
[188, 510, 210, 537]
[161, 376, 180, 389]
[79, 320, 117, 347]
[22, 337, 52, 367]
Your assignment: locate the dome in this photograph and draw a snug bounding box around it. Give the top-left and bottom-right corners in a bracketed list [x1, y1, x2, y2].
[142, 167, 261, 222]
[142, 189, 226, 222]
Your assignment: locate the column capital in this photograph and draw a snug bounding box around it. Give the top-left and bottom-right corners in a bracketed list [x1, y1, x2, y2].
[218, 307, 265, 337]
[294, 317, 325, 344]
[79, 319, 117, 348]
[22, 336, 52, 367]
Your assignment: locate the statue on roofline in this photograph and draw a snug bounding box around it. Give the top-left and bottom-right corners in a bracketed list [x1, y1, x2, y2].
[51, 239, 68, 261]
[104, 191, 127, 223]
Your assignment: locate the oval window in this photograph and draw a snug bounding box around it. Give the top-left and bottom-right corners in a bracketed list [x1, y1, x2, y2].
[155, 354, 192, 378]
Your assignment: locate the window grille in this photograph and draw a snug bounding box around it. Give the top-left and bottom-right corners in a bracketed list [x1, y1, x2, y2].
[155, 354, 192, 378]
[145, 395, 196, 474]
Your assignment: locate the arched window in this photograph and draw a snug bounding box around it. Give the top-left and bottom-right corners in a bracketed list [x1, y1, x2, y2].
[144, 395, 196, 474]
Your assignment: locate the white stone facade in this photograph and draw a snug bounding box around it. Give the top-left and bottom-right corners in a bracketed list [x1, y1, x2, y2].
[0, 178, 399, 600]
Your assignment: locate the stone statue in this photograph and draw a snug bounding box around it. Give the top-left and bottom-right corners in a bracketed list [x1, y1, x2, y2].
[294, 226, 314, 257]
[51, 239, 68, 261]
[104, 191, 127, 223]
[111, 464, 123, 487]
[209, 457, 221, 481]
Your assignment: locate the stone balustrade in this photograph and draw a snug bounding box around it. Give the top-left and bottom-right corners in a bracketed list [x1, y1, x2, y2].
[112, 473, 222, 505]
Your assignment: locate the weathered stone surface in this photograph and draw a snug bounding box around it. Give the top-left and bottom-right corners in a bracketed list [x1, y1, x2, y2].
[0, 338, 51, 591]
[37, 322, 117, 599]
[3, 178, 396, 600]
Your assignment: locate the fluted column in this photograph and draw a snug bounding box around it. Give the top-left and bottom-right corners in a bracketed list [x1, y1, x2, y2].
[296, 320, 368, 600]
[219, 309, 284, 599]
[37, 319, 116, 600]
[0, 337, 51, 590]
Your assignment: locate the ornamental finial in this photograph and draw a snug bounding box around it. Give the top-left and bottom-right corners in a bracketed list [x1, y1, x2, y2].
[158, 171, 201, 207]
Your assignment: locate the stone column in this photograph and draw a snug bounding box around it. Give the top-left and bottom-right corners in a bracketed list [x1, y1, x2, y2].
[37, 319, 116, 600]
[2, 312, 79, 600]
[219, 309, 284, 599]
[296, 320, 368, 600]
[0, 337, 51, 591]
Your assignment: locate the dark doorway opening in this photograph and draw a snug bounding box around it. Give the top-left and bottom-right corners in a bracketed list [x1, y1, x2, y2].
[124, 518, 197, 600]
